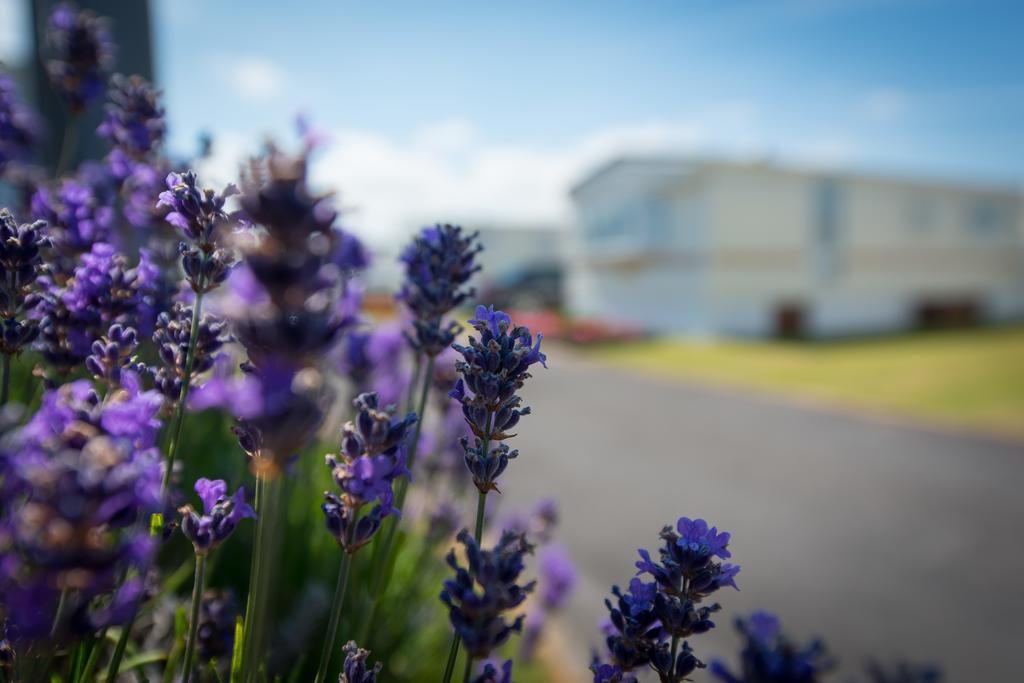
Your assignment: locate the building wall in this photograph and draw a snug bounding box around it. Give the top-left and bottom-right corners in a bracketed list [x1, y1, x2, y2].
[567, 159, 1024, 337]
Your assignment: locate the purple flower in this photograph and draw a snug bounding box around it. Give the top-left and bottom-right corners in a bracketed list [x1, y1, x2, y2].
[590, 660, 639, 683]
[471, 660, 513, 683]
[31, 177, 115, 254]
[85, 323, 144, 387]
[398, 224, 482, 356]
[450, 305, 547, 493]
[156, 170, 236, 292]
[334, 322, 408, 405]
[150, 302, 230, 402]
[635, 517, 740, 598]
[538, 544, 577, 610]
[440, 529, 535, 659]
[599, 515, 739, 682]
[97, 74, 165, 158]
[321, 393, 415, 553]
[709, 612, 833, 683]
[0, 379, 162, 641]
[0, 72, 41, 176]
[45, 3, 115, 112]
[231, 145, 358, 363]
[196, 589, 238, 663]
[340, 640, 382, 683]
[0, 208, 50, 355]
[179, 478, 256, 554]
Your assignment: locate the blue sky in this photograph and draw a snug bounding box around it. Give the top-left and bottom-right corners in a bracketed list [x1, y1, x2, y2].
[5, 0, 1023, 240]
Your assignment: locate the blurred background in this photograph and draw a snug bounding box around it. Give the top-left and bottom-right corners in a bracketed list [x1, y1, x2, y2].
[2, 1, 1022, 680]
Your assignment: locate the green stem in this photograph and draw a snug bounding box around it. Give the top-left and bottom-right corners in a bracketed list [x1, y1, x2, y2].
[239, 475, 264, 679]
[312, 548, 354, 683]
[405, 355, 423, 413]
[358, 354, 435, 643]
[182, 553, 208, 683]
[77, 637, 103, 683]
[462, 655, 474, 683]
[440, 636, 461, 683]
[242, 476, 282, 682]
[104, 619, 132, 683]
[161, 288, 206, 493]
[669, 634, 680, 682]
[0, 353, 10, 407]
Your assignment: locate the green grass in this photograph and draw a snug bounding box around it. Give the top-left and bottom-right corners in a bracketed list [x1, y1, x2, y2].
[590, 326, 1024, 438]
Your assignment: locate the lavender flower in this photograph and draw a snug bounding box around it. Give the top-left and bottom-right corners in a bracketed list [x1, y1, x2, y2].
[179, 478, 255, 554]
[0, 72, 40, 176]
[472, 660, 513, 683]
[321, 393, 416, 553]
[231, 146, 358, 363]
[398, 224, 481, 356]
[709, 612, 832, 683]
[196, 589, 238, 663]
[339, 641, 382, 683]
[425, 498, 462, 545]
[449, 305, 546, 492]
[31, 176, 115, 255]
[85, 323, 144, 387]
[334, 322, 408, 405]
[538, 543, 577, 611]
[45, 3, 115, 112]
[217, 144, 362, 479]
[590, 660, 639, 683]
[193, 359, 326, 475]
[599, 516, 740, 682]
[151, 302, 230, 402]
[36, 242, 157, 375]
[0, 209, 50, 355]
[98, 74, 165, 158]
[440, 529, 535, 659]
[156, 170, 236, 292]
[0, 378, 162, 640]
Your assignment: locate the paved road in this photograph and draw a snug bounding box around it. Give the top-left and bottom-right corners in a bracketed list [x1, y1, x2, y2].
[498, 347, 1024, 682]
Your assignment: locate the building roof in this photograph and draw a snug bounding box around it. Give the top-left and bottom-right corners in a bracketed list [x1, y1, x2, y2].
[570, 155, 1024, 200]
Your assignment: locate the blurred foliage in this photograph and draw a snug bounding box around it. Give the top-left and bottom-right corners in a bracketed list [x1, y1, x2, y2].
[5, 353, 555, 682]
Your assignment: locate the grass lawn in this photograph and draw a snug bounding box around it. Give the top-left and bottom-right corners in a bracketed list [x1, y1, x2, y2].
[589, 325, 1024, 439]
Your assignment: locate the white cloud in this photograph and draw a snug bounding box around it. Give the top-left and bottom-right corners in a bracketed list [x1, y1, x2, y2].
[861, 87, 909, 124]
[194, 103, 770, 248]
[217, 57, 286, 102]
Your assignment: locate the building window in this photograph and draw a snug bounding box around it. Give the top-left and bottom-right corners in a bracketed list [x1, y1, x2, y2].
[812, 178, 843, 282]
[965, 200, 1013, 236]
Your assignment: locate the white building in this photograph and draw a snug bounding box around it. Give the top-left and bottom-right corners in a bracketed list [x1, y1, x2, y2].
[566, 157, 1024, 337]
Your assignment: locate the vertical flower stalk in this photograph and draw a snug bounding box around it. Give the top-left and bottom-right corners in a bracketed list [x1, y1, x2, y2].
[0, 379, 162, 660]
[178, 479, 255, 683]
[314, 393, 414, 683]
[0, 209, 49, 406]
[154, 170, 234, 491]
[709, 612, 833, 683]
[44, 3, 115, 174]
[222, 141, 362, 680]
[439, 531, 535, 683]
[593, 517, 740, 683]
[441, 305, 546, 681]
[363, 224, 482, 623]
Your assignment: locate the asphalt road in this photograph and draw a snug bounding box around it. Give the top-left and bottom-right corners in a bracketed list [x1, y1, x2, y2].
[498, 347, 1024, 682]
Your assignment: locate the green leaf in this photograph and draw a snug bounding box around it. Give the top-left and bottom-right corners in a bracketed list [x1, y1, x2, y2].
[121, 651, 168, 671]
[229, 616, 244, 683]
